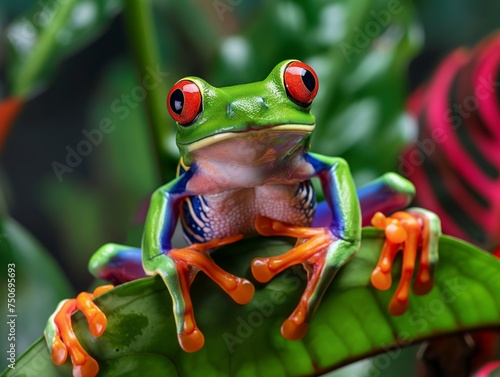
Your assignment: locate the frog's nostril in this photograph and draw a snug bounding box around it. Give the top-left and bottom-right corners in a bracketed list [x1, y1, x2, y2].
[256, 96, 268, 109]
[226, 103, 235, 117]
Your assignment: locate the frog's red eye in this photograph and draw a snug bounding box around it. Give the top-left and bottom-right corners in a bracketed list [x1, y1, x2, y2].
[284, 61, 319, 107]
[167, 80, 202, 125]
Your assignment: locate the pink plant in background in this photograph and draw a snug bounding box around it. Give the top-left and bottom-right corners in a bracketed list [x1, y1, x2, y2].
[474, 361, 500, 377]
[405, 33, 500, 376]
[404, 33, 500, 252]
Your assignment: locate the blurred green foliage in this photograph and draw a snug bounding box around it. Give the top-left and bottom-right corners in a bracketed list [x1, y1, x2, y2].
[0, 216, 72, 370]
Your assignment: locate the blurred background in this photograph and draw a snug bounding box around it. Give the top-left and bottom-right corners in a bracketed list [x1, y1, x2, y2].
[1, 0, 499, 375]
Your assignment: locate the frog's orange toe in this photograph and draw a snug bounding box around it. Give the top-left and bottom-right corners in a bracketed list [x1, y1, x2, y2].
[170, 235, 253, 305]
[370, 266, 392, 290]
[76, 292, 108, 338]
[252, 216, 338, 342]
[371, 212, 386, 228]
[73, 357, 99, 377]
[254, 216, 275, 236]
[413, 274, 434, 296]
[385, 222, 407, 244]
[228, 279, 255, 304]
[50, 337, 68, 365]
[47, 285, 113, 377]
[251, 258, 274, 283]
[167, 235, 252, 353]
[89, 311, 107, 337]
[370, 209, 440, 316]
[178, 329, 205, 353]
[93, 284, 114, 297]
[388, 292, 410, 316]
[369, 240, 400, 291]
[281, 319, 309, 341]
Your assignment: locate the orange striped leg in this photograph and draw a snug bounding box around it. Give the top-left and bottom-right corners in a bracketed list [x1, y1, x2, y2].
[251, 216, 339, 340]
[166, 234, 255, 352]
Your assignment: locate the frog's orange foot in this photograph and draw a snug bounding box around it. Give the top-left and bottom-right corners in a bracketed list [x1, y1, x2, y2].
[370, 209, 440, 315]
[252, 216, 337, 341]
[45, 285, 113, 377]
[167, 234, 255, 352]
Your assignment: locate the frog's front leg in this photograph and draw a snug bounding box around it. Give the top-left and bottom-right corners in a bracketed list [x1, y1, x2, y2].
[142, 175, 255, 352]
[315, 171, 440, 315]
[251, 153, 362, 340]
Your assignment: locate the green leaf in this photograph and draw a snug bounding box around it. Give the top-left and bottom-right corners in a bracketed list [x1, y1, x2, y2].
[4, 229, 500, 376]
[5, 0, 122, 97]
[0, 217, 72, 371]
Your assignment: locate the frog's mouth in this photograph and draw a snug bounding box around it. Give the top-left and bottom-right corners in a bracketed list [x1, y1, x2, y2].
[183, 123, 315, 152]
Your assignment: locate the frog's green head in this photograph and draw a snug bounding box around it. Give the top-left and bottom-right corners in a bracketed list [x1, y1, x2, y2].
[166, 60, 318, 165]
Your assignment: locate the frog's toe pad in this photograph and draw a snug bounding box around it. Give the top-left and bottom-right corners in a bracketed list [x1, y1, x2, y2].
[388, 292, 410, 316]
[385, 222, 408, 243]
[281, 319, 309, 341]
[89, 311, 107, 337]
[251, 258, 274, 283]
[413, 275, 434, 296]
[50, 337, 68, 365]
[229, 279, 255, 304]
[76, 291, 110, 337]
[370, 266, 393, 290]
[178, 329, 205, 353]
[73, 358, 99, 377]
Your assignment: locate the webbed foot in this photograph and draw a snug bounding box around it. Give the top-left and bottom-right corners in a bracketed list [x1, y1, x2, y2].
[143, 234, 255, 352]
[45, 285, 113, 377]
[251, 216, 358, 340]
[370, 208, 441, 315]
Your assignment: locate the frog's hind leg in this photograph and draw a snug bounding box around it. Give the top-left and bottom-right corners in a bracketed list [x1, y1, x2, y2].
[45, 243, 144, 377]
[89, 243, 146, 284]
[45, 285, 113, 377]
[313, 172, 416, 227]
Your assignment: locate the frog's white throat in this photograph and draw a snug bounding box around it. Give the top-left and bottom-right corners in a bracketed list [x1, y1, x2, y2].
[186, 124, 315, 153]
[186, 124, 314, 171]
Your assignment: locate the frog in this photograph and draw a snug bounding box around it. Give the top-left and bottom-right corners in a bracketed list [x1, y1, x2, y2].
[44, 60, 440, 377]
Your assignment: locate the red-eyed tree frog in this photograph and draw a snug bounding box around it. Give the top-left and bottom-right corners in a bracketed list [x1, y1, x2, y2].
[44, 60, 441, 377]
